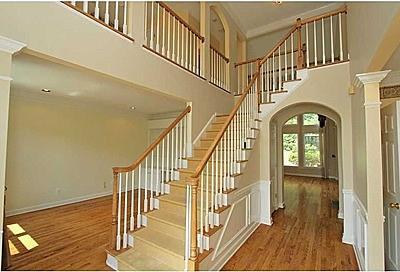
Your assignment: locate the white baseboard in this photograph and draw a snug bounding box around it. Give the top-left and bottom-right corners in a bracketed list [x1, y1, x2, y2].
[6, 190, 112, 216]
[106, 253, 118, 270]
[260, 216, 273, 226]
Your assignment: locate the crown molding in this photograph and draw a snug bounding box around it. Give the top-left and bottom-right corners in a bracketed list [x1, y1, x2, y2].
[354, 70, 391, 88]
[381, 70, 400, 87]
[246, 3, 342, 39]
[0, 35, 26, 54]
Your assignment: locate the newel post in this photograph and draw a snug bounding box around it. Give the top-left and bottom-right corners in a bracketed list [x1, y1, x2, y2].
[188, 177, 199, 264]
[110, 171, 118, 250]
[296, 18, 303, 69]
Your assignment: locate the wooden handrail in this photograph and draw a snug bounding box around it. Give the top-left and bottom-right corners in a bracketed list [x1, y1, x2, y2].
[260, 25, 297, 65]
[157, 2, 205, 42]
[300, 5, 347, 25]
[113, 105, 191, 174]
[234, 57, 261, 68]
[189, 74, 259, 181]
[210, 45, 229, 63]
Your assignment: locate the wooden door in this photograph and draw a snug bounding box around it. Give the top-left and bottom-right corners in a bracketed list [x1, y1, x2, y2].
[381, 101, 400, 271]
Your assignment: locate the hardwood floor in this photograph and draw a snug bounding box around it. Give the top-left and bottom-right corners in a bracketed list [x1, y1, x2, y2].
[5, 176, 358, 271]
[222, 175, 359, 271]
[5, 196, 112, 271]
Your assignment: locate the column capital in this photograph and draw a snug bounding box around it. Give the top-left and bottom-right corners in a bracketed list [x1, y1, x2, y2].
[354, 70, 391, 88]
[0, 35, 26, 54]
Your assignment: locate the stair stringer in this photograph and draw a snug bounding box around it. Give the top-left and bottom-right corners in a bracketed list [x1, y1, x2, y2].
[198, 121, 268, 271]
[260, 68, 310, 118]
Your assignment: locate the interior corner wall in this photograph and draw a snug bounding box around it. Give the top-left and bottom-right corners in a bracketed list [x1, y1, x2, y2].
[5, 94, 148, 215]
[246, 27, 291, 59]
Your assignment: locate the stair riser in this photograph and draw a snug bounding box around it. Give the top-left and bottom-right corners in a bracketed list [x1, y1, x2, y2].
[146, 217, 185, 240]
[215, 116, 229, 123]
[133, 237, 185, 270]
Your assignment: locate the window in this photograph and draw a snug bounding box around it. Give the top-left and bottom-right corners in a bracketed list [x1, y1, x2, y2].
[283, 133, 298, 166]
[304, 133, 321, 167]
[285, 116, 297, 125]
[303, 113, 319, 126]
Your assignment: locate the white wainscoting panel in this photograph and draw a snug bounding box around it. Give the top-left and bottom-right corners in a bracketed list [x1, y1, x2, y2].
[352, 193, 368, 271]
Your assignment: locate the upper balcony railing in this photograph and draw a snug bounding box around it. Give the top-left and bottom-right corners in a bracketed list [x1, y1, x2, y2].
[210, 45, 230, 92]
[63, 1, 134, 42]
[144, 1, 205, 78]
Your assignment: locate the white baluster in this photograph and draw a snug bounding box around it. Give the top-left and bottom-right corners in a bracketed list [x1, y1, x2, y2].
[205, 162, 209, 231]
[314, 20, 317, 65]
[83, 1, 88, 13]
[322, 18, 325, 64]
[150, 150, 154, 210]
[144, 1, 148, 42]
[166, 132, 170, 181]
[284, 40, 288, 81]
[94, 1, 100, 19]
[161, 138, 165, 194]
[114, 1, 119, 31]
[291, 33, 294, 80]
[339, 13, 343, 61]
[179, 119, 183, 168]
[188, 32, 192, 72]
[156, 3, 160, 52]
[199, 171, 204, 253]
[150, 2, 154, 49]
[172, 17, 176, 61]
[123, 172, 128, 248]
[272, 52, 275, 90]
[330, 15, 334, 63]
[167, 13, 171, 58]
[181, 24, 184, 66]
[116, 173, 122, 250]
[130, 170, 135, 231]
[71, 1, 76, 6]
[306, 22, 309, 67]
[123, 1, 128, 34]
[156, 145, 160, 196]
[137, 164, 142, 228]
[278, 46, 282, 90]
[144, 157, 148, 212]
[105, 1, 110, 25]
[162, 6, 166, 55]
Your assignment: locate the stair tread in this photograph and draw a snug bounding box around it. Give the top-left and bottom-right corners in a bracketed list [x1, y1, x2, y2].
[147, 209, 185, 228]
[159, 193, 186, 206]
[134, 228, 185, 257]
[118, 247, 175, 271]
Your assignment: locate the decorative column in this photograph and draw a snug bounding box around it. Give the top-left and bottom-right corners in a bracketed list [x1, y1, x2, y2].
[0, 35, 25, 268]
[355, 70, 390, 271]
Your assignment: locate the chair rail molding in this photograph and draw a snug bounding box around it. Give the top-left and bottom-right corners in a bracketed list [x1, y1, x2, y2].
[0, 35, 26, 54]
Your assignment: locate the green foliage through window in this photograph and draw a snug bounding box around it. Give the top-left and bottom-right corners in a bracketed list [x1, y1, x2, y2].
[283, 133, 298, 166]
[303, 113, 319, 126]
[304, 133, 320, 167]
[285, 116, 297, 125]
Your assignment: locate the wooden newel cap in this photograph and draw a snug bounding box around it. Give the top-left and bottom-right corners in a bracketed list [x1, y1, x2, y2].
[186, 177, 199, 187]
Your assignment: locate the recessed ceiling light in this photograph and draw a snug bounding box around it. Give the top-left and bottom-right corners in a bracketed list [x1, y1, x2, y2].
[130, 106, 136, 110]
[41, 88, 51, 93]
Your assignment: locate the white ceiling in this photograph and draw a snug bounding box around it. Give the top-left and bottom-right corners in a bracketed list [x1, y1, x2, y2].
[11, 53, 186, 116]
[222, 2, 343, 38]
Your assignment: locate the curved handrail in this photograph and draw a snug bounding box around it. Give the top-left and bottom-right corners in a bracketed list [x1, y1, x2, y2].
[113, 105, 191, 174]
[189, 73, 259, 182]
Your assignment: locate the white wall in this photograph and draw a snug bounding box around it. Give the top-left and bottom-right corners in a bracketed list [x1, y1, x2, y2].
[5, 93, 148, 215]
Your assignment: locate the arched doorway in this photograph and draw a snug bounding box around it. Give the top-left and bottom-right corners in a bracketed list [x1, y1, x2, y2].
[269, 103, 344, 218]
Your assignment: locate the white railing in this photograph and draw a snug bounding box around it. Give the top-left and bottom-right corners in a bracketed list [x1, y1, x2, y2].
[235, 58, 259, 96]
[210, 46, 230, 92]
[110, 106, 191, 251]
[144, 2, 204, 77]
[185, 73, 260, 263]
[300, 7, 348, 68]
[65, 1, 131, 38]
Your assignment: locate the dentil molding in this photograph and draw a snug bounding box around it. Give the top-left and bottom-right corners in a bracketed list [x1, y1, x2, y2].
[0, 35, 26, 54]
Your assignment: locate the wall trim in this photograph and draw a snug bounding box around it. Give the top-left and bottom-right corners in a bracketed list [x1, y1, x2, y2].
[6, 190, 112, 216]
[0, 35, 26, 54]
[0, 75, 12, 82]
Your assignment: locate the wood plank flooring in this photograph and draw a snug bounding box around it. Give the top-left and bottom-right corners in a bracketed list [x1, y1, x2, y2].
[6, 196, 112, 271]
[222, 175, 359, 271]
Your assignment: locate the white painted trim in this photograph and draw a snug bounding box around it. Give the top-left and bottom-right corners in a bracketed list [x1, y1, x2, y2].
[355, 70, 391, 88]
[209, 222, 260, 271]
[284, 172, 325, 178]
[193, 113, 216, 146]
[0, 75, 12, 82]
[5, 190, 112, 216]
[0, 35, 26, 54]
[245, 3, 342, 39]
[342, 189, 354, 244]
[106, 253, 118, 270]
[364, 101, 382, 108]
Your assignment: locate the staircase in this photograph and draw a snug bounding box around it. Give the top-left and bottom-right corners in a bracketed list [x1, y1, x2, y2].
[105, 5, 348, 271]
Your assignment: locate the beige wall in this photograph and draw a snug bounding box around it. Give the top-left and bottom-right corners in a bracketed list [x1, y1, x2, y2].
[0, 2, 236, 140]
[247, 27, 291, 60]
[5, 94, 148, 214]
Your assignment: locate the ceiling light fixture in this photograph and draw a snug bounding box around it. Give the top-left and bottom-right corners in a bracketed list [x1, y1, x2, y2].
[130, 106, 136, 110]
[273, 0, 282, 5]
[41, 88, 51, 93]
